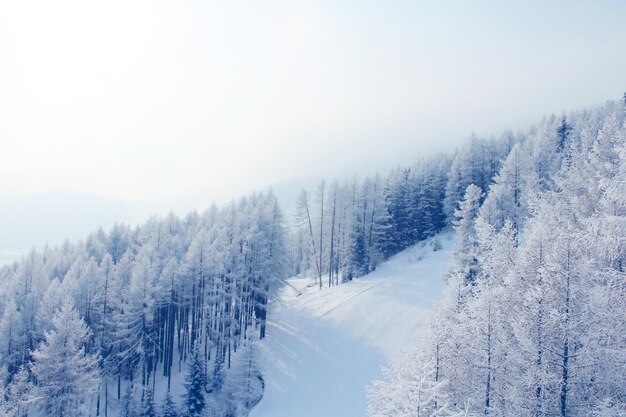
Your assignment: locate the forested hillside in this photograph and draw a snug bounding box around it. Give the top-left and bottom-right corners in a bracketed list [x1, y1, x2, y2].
[368, 99, 626, 416]
[0, 193, 286, 416]
[287, 132, 515, 287]
[0, 97, 624, 417]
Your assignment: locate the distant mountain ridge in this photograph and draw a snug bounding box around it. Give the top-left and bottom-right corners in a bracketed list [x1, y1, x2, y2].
[0, 178, 320, 265]
[0, 190, 134, 264]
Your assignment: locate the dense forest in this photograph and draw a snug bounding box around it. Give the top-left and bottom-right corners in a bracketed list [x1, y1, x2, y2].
[287, 131, 515, 287]
[0, 130, 511, 416]
[0, 97, 624, 417]
[368, 99, 626, 416]
[0, 193, 287, 416]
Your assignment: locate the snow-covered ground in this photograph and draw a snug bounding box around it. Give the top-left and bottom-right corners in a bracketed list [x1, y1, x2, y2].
[251, 233, 455, 417]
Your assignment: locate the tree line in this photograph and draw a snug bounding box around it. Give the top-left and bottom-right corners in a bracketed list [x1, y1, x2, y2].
[3, 95, 621, 417]
[0, 106, 523, 417]
[0, 191, 287, 417]
[289, 132, 516, 288]
[368, 98, 626, 416]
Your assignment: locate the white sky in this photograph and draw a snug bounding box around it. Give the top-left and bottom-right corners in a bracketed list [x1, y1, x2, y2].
[1, 0, 625, 201]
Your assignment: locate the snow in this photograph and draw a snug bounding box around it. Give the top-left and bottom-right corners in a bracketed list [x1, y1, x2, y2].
[251, 233, 455, 417]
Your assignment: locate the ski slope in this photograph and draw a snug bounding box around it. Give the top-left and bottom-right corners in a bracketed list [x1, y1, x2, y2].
[251, 233, 455, 417]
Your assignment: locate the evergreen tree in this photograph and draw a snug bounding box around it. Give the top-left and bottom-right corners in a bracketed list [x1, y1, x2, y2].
[452, 184, 483, 283]
[368, 339, 450, 417]
[344, 212, 368, 281]
[0, 300, 25, 376]
[557, 115, 572, 151]
[120, 383, 138, 417]
[161, 390, 179, 417]
[4, 366, 33, 417]
[141, 387, 156, 417]
[184, 342, 207, 416]
[479, 143, 528, 232]
[0, 369, 9, 417]
[30, 300, 100, 417]
[374, 100, 626, 417]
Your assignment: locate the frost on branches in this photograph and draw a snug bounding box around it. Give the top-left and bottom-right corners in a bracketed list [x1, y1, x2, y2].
[368, 98, 626, 417]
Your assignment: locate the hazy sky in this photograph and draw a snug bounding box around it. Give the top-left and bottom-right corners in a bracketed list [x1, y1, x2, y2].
[1, 0, 625, 201]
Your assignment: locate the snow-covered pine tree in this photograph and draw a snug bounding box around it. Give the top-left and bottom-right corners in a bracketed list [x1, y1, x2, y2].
[368, 341, 450, 417]
[344, 198, 368, 282]
[184, 342, 207, 416]
[372, 97, 626, 417]
[479, 143, 529, 233]
[161, 390, 180, 417]
[4, 366, 33, 417]
[30, 299, 100, 417]
[141, 387, 156, 417]
[557, 115, 572, 152]
[120, 382, 138, 417]
[0, 300, 25, 376]
[452, 184, 483, 284]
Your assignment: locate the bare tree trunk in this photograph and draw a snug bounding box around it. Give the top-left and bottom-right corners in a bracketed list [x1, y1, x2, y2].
[560, 246, 572, 417]
[328, 187, 337, 287]
[318, 181, 325, 289]
[485, 301, 492, 415]
[299, 191, 321, 286]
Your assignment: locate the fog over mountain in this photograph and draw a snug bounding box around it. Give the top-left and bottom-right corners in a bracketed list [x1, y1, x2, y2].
[0, 178, 320, 265]
[0, 2, 624, 416]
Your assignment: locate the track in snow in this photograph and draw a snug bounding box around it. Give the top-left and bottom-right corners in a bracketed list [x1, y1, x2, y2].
[251, 233, 455, 417]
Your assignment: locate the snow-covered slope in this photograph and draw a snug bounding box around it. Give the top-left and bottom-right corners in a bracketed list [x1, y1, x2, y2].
[251, 233, 455, 417]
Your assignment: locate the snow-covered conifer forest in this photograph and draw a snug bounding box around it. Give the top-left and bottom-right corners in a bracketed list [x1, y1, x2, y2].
[1, 97, 624, 417]
[367, 100, 626, 416]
